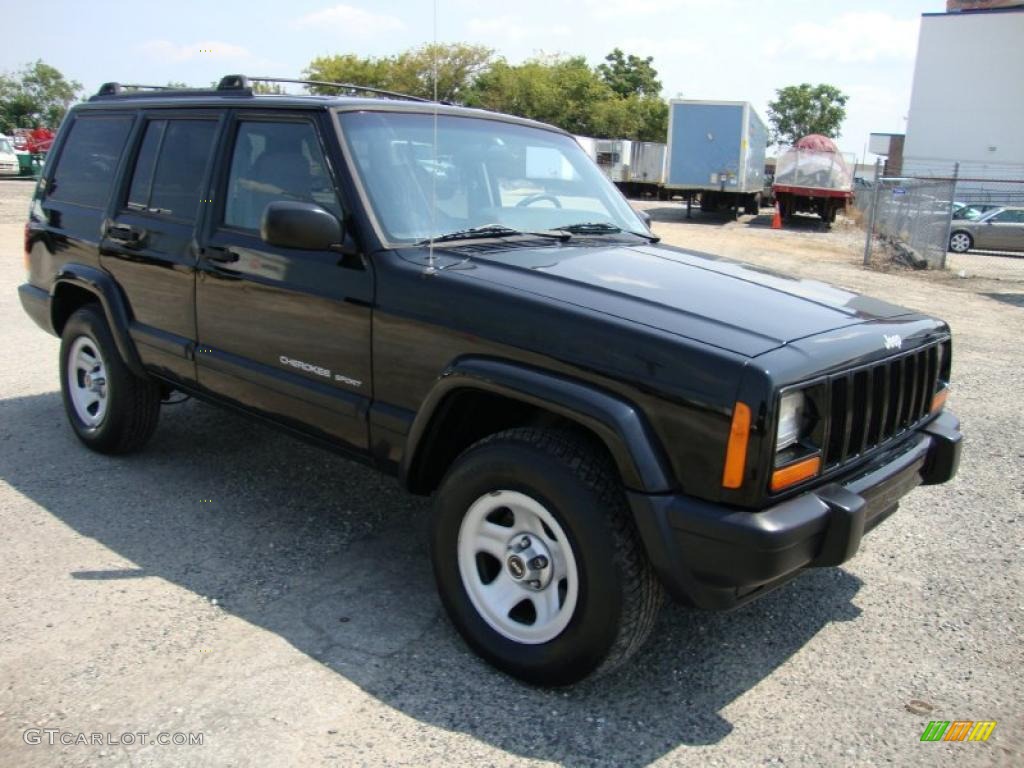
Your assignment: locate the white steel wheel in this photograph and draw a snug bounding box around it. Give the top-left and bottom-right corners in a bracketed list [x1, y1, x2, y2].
[66, 335, 109, 429]
[457, 490, 579, 645]
[949, 232, 972, 253]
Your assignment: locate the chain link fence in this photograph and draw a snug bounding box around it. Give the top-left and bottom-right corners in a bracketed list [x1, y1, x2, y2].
[856, 160, 1024, 269]
[856, 173, 956, 269]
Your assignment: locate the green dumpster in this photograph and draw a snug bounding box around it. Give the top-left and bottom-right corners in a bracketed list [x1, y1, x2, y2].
[17, 152, 35, 177]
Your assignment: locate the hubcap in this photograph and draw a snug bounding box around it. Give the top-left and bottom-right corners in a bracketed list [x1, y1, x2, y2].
[457, 490, 579, 644]
[67, 336, 108, 428]
[950, 233, 970, 252]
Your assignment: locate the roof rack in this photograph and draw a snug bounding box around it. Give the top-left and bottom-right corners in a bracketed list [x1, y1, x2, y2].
[90, 75, 432, 103]
[228, 75, 432, 103]
[95, 83, 180, 97]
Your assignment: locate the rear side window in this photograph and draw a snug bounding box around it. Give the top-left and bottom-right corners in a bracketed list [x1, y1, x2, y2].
[49, 115, 133, 208]
[126, 119, 218, 221]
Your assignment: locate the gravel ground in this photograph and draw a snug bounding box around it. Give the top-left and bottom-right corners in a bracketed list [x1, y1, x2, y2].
[0, 181, 1021, 767]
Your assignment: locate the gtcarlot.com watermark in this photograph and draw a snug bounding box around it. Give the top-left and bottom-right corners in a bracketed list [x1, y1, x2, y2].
[23, 728, 204, 747]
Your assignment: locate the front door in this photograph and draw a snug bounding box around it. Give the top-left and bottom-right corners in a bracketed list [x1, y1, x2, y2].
[982, 208, 1024, 251]
[195, 110, 373, 452]
[100, 112, 222, 381]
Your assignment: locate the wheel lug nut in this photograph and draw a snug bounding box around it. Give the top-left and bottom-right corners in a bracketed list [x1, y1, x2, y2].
[519, 536, 531, 550]
[529, 580, 541, 589]
[529, 556, 548, 569]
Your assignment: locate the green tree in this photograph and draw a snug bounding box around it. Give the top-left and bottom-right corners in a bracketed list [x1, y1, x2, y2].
[467, 55, 616, 136]
[304, 43, 493, 102]
[767, 83, 848, 146]
[300, 45, 668, 141]
[0, 60, 82, 133]
[631, 95, 668, 142]
[596, 48, 662, 98]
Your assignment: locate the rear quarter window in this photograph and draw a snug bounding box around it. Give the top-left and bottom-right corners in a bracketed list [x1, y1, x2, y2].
[49, 114, 133, 208]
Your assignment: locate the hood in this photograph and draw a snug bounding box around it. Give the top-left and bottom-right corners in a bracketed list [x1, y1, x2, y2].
[432, 242, 915, 357]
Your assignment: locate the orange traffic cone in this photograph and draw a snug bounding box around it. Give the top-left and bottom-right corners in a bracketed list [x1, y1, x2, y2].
[771, 204, 782, 230]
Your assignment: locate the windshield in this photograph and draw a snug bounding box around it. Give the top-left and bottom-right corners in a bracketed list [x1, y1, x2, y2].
[0, 138, 14, 154]
[338, 111, 645, 243]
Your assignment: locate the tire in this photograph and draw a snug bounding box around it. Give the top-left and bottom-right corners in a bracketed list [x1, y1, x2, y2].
[431, 428, 663, 686]
[949, 231, 973, 253]
[59, 304, 161, 454]
[744, 194, 760, 216]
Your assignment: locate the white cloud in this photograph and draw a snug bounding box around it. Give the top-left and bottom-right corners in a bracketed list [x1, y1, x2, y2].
[619, 36, 708, 61]
[294, 4, 404, 35]
[138, 40, 253, 62]
[765, 12, 919, 64]
[466, 16, 569, 43]
[582, 0, 720, 20]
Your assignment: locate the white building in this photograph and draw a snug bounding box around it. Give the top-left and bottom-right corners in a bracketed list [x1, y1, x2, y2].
[903, 3, 1024, 178]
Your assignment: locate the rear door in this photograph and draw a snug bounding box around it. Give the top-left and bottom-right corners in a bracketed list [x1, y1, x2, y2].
[194, 109, 373, 452]
[100, 110, 222, 381]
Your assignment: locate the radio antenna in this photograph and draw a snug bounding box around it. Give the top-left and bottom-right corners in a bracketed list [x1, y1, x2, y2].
[424, 0, 439, 276]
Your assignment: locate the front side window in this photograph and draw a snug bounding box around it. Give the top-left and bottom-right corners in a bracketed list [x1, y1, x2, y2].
[338, 111, 644, 243]
[126, 119, 218, 221]
[49, 115, 133, 208]
[224, 120, 341, 232]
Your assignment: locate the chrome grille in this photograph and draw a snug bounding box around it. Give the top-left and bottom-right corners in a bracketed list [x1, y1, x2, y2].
[823, 342, 944, 469]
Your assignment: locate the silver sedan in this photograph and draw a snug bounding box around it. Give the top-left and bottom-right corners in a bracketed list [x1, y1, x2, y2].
[949, 207, 1024, 253]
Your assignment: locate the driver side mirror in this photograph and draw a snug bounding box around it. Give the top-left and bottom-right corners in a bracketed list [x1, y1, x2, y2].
[261, 201, 342, 250]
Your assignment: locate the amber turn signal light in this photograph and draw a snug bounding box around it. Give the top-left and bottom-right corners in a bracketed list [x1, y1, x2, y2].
[931, 388, 948, 413]
[771, 455, 821, 493]
[721, 401, 751, 489]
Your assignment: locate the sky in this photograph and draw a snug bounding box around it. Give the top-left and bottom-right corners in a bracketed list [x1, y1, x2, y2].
[2, 0, 942, 162]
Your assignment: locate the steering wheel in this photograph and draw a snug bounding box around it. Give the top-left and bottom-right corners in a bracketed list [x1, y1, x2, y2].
[516, 193, 562, 209]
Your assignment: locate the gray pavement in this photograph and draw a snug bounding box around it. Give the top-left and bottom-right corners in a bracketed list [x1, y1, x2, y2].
[0, 181, 1021, 766]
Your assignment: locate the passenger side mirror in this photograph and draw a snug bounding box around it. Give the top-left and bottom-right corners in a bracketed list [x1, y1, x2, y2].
[260, 201, 342, 250]
[637, 210, 653, 229]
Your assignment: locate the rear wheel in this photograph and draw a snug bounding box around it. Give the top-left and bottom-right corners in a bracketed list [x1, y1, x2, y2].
[431, 428, 663, 685]
[59, 305, 161, 454]
[949, 231, 973, 253]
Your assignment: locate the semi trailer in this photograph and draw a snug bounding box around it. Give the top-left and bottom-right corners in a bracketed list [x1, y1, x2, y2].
[665, 99, 768, 216]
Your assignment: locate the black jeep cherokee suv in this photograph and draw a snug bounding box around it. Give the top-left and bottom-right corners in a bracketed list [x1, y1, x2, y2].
[18, 76, 961, 685]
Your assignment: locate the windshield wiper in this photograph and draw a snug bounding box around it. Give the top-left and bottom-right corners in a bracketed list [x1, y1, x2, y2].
[556, 222, 659, 242]
[417, 225, 570, 246]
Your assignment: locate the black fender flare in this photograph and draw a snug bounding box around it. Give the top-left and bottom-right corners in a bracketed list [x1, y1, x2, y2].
[51, 264, 146, 377]
[400, 357, 675, 494]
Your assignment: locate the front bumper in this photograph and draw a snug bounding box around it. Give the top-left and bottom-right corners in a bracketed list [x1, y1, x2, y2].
[629, 411, 962, 609]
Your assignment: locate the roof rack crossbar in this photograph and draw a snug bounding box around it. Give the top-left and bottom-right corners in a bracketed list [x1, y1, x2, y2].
[96, 82, 182, 97]
[239, 75, 432, 103]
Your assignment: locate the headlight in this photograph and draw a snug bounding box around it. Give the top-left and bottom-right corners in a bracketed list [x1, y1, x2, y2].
[776, 390, 807, 452]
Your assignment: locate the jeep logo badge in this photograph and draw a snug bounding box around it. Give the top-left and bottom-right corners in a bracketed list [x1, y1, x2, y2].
[507, 555, 526, 580]
[883, 334, 902, 350]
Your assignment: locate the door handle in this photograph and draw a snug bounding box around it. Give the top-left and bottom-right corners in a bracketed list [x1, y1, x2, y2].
[105, 223, 147, 247]
[205, 246, 239, 264]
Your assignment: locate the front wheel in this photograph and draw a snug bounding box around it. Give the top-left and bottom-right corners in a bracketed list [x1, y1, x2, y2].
[59, 305, 162, 454]
[431, 428, 663, 685]
[949, 231, 973, 253]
